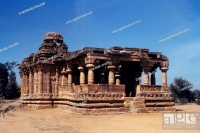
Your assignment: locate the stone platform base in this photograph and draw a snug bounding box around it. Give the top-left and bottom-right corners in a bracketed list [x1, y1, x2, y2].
[25, 104, 53, 109]
[21, 95, 176, 114]
[24, 102, 130, 114]
[21, 98, 130, 114]
[132, 107, 176, 113]
[58, 105, 130, 114]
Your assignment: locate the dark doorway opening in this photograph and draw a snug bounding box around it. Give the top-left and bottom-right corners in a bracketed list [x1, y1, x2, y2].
[121, 62, 141, 97]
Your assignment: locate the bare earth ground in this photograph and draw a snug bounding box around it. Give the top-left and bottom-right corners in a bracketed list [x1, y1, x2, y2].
[0, 100, 200, 133]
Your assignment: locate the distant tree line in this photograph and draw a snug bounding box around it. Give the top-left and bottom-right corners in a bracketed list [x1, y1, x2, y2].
[0, 61, 20, 99]
[170, 77, 200, 104]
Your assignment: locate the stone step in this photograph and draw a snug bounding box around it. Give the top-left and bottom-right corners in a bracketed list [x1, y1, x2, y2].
[145, 102, 175, 107]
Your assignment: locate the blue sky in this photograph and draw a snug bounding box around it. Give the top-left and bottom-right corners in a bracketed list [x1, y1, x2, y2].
[0, 0, 200, 90]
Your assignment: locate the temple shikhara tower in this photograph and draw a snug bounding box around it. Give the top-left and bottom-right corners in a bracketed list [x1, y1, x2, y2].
[19, 32, 175, 113]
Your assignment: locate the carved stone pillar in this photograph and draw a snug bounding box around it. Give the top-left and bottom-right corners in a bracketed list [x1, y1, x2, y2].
[55, 68, 59, 97]
[161, 67, 168, 86]
[46, 70, 50, 94]
[29, 72, 33, 95]
[86, 64, 95, 84]
[78, 66, 85, 85]
[61, 64, 68, 86]
[108, 65, 116, 84]
[66, 68, 72, 86]
[33, 70, 38, 94]
[61, 74, 68, 86]
[38, 70, 43, 96]
[115, 73, 121, 85]
[25, 74, 29, 96]
[143, 67, 151, 85]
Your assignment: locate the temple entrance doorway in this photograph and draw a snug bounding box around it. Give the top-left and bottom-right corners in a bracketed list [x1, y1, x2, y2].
[121, 62, 141, 97]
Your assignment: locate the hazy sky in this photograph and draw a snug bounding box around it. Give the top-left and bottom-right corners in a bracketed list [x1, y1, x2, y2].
[0, 0, 200, 90]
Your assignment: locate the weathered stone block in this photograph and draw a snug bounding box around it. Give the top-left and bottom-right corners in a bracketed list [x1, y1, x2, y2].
[145, 103, 156, 106]
[112, 103, 124, 107]
[37, 104, 52, 109]
[132, 101, 144, 105]
[134, 97, 145, 102]
[134, 104, 146, 108]
[119, 108, 130, 112]
[155, 107, 165, 111]
[92, 108, 106, 114]
[146, 107, 155, 112]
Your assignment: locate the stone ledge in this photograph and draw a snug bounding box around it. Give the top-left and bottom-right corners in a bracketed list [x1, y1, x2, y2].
[145, 102, 175, 107]
[145, 107, 176, 112]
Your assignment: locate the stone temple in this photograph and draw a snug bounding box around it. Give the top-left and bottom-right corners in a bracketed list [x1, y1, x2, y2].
[19, 32, 175, 113]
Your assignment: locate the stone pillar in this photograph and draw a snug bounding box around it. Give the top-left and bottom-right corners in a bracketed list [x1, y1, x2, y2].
[151, 73, 156, 85]
[24, 75, 27, 96]
[108, 65, 116, 84]
[38, 70, 43, 96]
[66, 68, 72, 86]
[161, 67, 168, 86]
[20, 73, 24, 96]
[33, 70, 38, 94]
[25, 74, 29, 96]
[61, 73, 68, 86]
[46, 70, 50, 94]
[29, 72, 33, 95]
[55, 68, 59, 97]
[86, 64, 95, 84]
[61, 64, 68, 86]
[143, 67, 151, 85]
[115, 73, 121, 85]
[78, 66, 85, 85]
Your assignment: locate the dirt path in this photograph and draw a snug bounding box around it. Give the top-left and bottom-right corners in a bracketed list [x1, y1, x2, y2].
[0, 101, 200, 133]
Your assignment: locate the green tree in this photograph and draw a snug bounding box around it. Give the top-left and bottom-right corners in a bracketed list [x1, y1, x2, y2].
[0, 63, 8, 98]
[0, 61, 19, 99]
[194, 90, 200, 100]
[170, 77, 194, 104]
[4, 61, 18, 71]
[5, 70, 20, 99]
